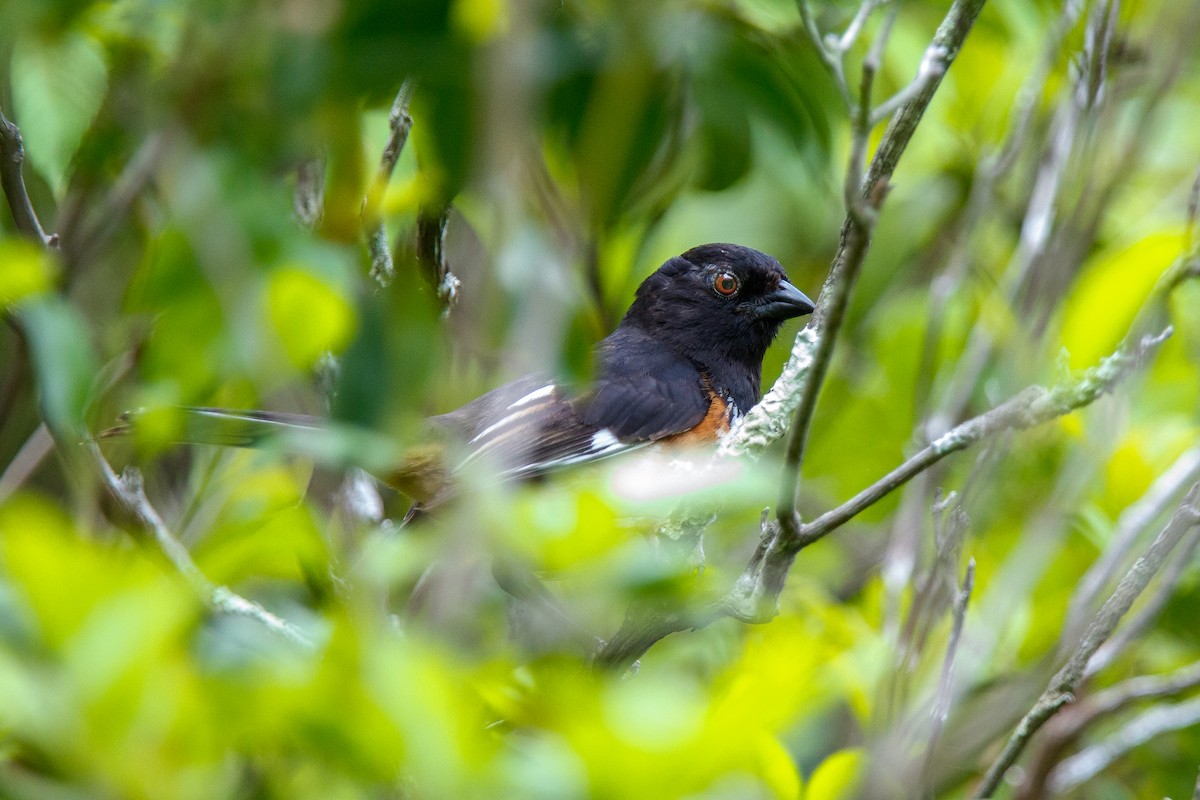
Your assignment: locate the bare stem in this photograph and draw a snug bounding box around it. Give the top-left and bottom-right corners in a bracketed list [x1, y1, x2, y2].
[87, 441, 315, 649]
[417, 204, 461, 314]
[796, 0, 853, 110]
[0, 106, 55, 248]
[1063, 445, 1200, 647]
[921, 558, 975, 794]
[364, 80, 416, 287]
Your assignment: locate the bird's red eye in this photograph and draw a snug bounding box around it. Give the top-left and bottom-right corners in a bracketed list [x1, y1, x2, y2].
[713, 271, 739, 296]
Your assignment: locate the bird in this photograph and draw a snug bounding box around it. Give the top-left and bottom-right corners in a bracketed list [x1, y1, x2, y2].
[110, 243, 815, 514]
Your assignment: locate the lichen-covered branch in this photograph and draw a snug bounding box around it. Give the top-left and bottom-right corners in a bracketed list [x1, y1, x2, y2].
[602, 0, 989, 670]
[722, 0, 988, 462]
[595, 328, 1169, 671]
[739, 326, 1173, 615]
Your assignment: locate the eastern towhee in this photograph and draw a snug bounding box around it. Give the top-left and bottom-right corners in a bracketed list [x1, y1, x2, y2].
[111, 243, 815, 512]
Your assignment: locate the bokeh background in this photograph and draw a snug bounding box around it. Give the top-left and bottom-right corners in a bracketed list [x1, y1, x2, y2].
[2, 0, 1200, 797]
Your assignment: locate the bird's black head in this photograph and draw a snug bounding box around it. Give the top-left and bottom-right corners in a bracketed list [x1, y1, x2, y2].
[621, 243, 815, 374]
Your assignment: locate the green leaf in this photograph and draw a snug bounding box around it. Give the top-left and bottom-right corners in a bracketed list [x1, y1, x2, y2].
[0, 237, 59, 307]
[265, 264, 357, 370]
[805, 748, 863, 800]
[18, 297, 99, 440]
[11, 30, 109, 194]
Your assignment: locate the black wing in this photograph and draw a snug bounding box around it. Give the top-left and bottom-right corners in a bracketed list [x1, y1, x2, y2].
[432, 377, 631, 480]
[580, 325, 711, 441]
[434, 328, 710, 480]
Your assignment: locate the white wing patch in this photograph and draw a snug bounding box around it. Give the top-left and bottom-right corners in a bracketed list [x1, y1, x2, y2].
[468, 383, 557, 445]
[590, 428, 620, 451]
[504, 428, 641, 475]
[511, 384, 556, 408]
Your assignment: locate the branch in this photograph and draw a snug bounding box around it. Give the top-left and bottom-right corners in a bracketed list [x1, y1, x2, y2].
[973, 482, 1200, 799]
[0, 107, 56, 248]
[722, 0, 988, 461]
[748, 326, 1172, 610]
[1, 108, 315, 650]
[1086, 524, 1200, 676]
[364, 80, 416, 287]
[796, 0, 853, 110]
[87, 441, 316, 649]
[595, 328, 1169, 671]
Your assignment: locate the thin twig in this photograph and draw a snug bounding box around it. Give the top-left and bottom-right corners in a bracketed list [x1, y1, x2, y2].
[838, 0, 886, 53]
[796, 0, 853, 110]
[87, 441, 315, 649]
[0, 106, 56, 248]
[973, 482, 1200, 799]
[364, 80, 416, 287]
[1086, 524, 1200, 676]
[67, 130, 170, 262]
[0, 423, 54, 505]
[1062, 445, 1200, 643]
[416, 204, 461, 314]
[921, 558, 975, 795]
[1049, 694, 1200, 794]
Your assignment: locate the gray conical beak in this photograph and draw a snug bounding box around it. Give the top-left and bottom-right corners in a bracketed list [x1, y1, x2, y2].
[756, 280, 816, 321]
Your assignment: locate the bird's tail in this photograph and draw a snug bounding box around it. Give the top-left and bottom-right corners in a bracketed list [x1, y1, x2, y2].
[100, 406, 450, 506]
[99, 406, 329, 447]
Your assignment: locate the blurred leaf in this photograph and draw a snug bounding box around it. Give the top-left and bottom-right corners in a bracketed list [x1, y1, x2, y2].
[0, 238, 59, 306]
[754, 732, 803, 800]
[11, 29, 109, 193]
[1060, 229, 1183, 368]
[804, 748, 863, 800]
[17, 297, 99, 439]
[451, 0, 509, 42]
[125, 228, 225, 399]
[265, 265, 357, 370]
